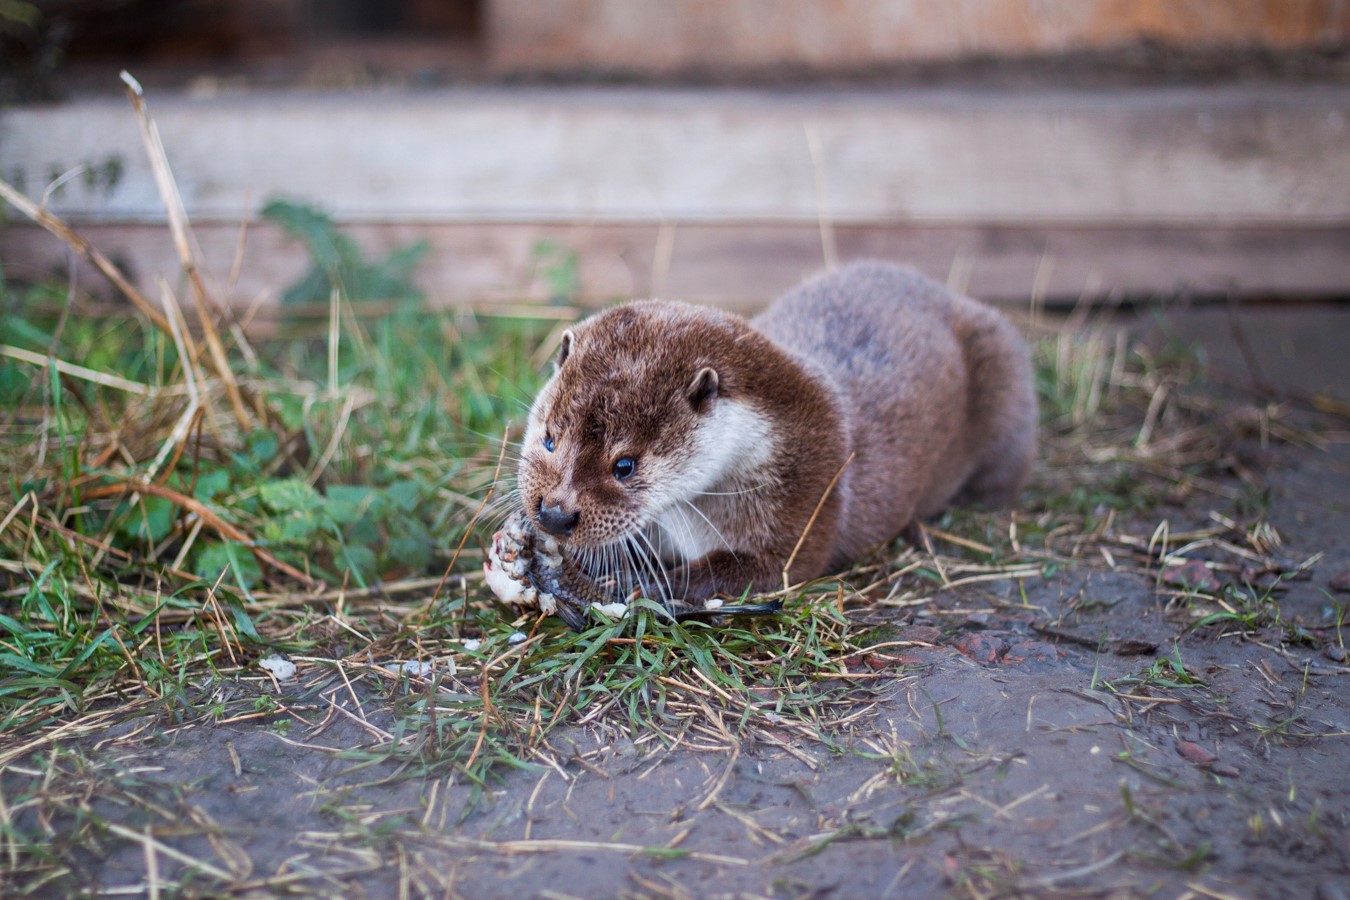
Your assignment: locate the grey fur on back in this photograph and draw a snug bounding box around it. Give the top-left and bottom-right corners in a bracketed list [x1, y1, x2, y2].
[751, 262, 1037, 568]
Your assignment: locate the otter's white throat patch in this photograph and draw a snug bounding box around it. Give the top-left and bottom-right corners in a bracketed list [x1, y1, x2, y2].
[651, 399, 776, 560]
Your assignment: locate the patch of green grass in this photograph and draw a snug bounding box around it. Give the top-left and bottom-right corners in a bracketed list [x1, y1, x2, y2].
[2, 283, 545, 587]
[1107, 642, 1205, 693]
[1191, 582, 1285, 633]
[360, 592, 865, 796]
[262, 198, 428, 306]
[1027, 314, 1219, 524]
[0, 252, 552, 743]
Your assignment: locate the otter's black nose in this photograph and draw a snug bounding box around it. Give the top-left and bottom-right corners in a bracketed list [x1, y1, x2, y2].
[537, 502, 580, 537]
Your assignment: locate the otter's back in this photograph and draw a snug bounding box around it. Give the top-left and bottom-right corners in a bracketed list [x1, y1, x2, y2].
[751, 262, 1033, 565]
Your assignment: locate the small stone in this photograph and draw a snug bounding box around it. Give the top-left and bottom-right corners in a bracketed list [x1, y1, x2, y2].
[1113, 638, 1159, 656]
[954, 632, 1008, 664]
[1323, 645, 1349, 664]
[899, 625, 943, 644]
[1329, 570, 1350, 593]
[462, 638, 482, 652]
[1161, 559, 1222, 593]
[507, 631, 528, 645]
[1211, 761, 1241, 778]
[1003, 640, 1061, 666]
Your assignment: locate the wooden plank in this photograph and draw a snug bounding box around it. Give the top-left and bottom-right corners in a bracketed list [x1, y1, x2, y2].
[3, 85, 1348, 227]
[5, 221, 1346, 311]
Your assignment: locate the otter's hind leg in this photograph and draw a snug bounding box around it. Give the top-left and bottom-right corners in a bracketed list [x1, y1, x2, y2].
[954, 429, 1035, 509]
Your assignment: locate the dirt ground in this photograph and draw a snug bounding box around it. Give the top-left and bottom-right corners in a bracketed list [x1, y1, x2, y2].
[5, 304, 1350, 899]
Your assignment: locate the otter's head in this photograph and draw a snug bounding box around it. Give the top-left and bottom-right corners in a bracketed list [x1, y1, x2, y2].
[517, 300, 748, 548]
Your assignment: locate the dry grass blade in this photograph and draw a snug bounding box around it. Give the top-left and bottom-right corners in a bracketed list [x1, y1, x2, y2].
[445, 836, 749, 867]
[121, 70, 251, 432]
[782, 451, 854, 590]
[103, 823, 235, 883]
[0, 177, 172, 333]
[0, 344, 152, 396]
[145, 278, 203, 480]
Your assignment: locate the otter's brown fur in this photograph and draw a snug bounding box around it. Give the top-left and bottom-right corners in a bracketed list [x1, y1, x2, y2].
[516, 261, 1037, 604]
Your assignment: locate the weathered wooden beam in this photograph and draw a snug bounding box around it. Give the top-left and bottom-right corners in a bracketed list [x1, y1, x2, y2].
[3, 86, 1347, 226]
[5, 221, 1347, 310]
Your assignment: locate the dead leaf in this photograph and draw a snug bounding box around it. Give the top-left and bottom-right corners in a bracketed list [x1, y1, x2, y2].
[1177, 740, 1218, 765]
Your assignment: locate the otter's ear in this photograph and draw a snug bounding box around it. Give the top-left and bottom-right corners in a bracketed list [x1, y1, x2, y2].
[554, 329, 575, 370]
[685, 366, 719, 413]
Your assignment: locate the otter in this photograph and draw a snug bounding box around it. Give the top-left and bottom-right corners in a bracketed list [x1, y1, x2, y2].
[510, 261, 1037, 615]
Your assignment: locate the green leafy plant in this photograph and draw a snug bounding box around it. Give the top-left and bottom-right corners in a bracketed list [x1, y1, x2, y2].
[262, 198, 428, 305]
[530, 239, 580, 303]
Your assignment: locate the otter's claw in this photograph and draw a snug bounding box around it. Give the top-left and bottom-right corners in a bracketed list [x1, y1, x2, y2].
[484, 512, 612, 632]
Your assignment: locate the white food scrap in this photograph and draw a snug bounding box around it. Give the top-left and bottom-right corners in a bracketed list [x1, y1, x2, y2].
[591, 601, 631, 619]
[397, 660, 444, 677]
[258, 654, 296, 681]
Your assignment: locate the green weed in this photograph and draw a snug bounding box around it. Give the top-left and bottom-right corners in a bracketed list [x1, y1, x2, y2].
[1108, 642, 1205, 693]
[262, 198, 428, 306]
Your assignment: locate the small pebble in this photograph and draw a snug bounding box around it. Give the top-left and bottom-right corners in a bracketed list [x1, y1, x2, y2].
[508, 631, 527, 645]
[899, 625, 942, 644]
[1211, 761, 1240, 778]
[399, 660, 435, 677]
[1113, 638, 1159, 656]
[1329, 570, 1350, 593]
[1161, 559, 1222, 594]
[1323, 645, 1349, 664]
[462, 638, 482, 652]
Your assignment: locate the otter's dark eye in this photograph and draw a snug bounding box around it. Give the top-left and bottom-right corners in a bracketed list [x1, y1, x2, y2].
[612, 457, 637, 481]
[542, 434, 555, 453]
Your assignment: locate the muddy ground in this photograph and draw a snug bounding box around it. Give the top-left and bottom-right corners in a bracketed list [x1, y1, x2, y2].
[5, 306, 1350, 899]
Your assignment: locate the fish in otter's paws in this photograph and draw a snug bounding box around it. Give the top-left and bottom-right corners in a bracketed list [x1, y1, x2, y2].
[486, 261, 1036, 630]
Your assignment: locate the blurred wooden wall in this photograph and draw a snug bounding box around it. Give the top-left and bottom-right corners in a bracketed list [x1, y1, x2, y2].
[487, 0, 1350, 74]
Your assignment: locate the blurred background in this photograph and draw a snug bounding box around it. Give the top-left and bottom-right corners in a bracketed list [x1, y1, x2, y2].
[2, 0, 1348, 313]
